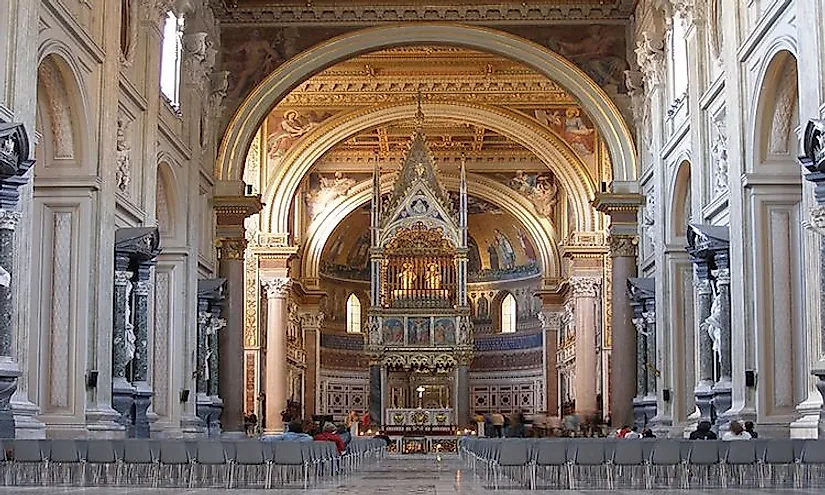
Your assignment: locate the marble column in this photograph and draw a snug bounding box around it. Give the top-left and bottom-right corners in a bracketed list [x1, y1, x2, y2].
[643, 306, 658, 422]
[131, 265, 152, 438]
[300, 311, 323, 418]
[539, 310, 561, 416]
[712, 256, 733, 418]
[0, 210, 21, 438]
[369, 365, 382, 427]
[693, 262, 715, 423]
[112, 254, 136, 430]
[195, 300, 211, 429]
[208, 305, 225, 437]
[0, 123, 34, 439]
[570, 276, 600, 418]
[632, 313, 648, 427]
[609, 236, 639, 427]
[218, 241, 245, 437]
[263, 278, 290, 435]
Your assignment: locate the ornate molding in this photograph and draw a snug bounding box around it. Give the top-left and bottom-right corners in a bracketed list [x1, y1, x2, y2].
[0, 122, 34, 210]
[299, 311, 325, 329]
[537, 310, 562, 331]
[134, 280, 150, 297]
[608, 235, 638, 258]
[569, 276, 601, 298]
[212, 2, 636, 25]
[114, 270, 134, 286]
[693, 277, 712, 295]
[712, 268, 730, 285]
[115, 109, 132, 195]
[115, 227, 162, 262]
[634, 31, 665, 88]
[263, 277, 292, 299]
[0, 210, 20, 231]
[217, 237, 246, 260]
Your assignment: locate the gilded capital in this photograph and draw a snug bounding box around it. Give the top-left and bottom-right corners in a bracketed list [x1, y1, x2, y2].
[569, 276, 601, 298]
[263, 277, 292, 299]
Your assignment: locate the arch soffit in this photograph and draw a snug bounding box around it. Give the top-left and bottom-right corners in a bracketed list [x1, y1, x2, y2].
[218, 23, 637, 184]
[35, 48, 90, 164]
[300, 173, 560, 287]
[263, 102, 597, 233]
[666, 158, 691, 242]
[156, 159, 182, 240]
[749, 40, 799, 164]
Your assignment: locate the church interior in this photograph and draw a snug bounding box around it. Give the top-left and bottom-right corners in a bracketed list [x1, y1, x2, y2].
[1, 0, 825, 460]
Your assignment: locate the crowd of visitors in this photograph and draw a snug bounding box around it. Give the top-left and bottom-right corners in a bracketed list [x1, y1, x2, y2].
[471, 411, 760, 441]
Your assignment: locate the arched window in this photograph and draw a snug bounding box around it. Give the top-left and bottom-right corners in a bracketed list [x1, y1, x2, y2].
[160, 11, 184, 110]
[501, 293, 516, 334]
[346, 294, 361, 334]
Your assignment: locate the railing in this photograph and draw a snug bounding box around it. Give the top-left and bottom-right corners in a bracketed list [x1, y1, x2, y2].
[459, 437, 825, 490]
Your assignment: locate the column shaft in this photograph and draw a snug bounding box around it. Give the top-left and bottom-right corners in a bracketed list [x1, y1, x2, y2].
[219, 256, 245, 434]
[542, 312, 560, 416]
[264, 278, 290, 434]
[571, 276, 600, 418]
[610, 250, 637, 426]
[456, 365, 469, 426]
[0, 211, 20, 438]
[369, 365, 382, 427]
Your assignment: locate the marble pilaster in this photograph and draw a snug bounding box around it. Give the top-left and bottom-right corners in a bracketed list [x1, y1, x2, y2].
[263, 277, 291, 434]
[300, 310, 323, 418]
[538, 309, 561, 416]
[570, 276, 601, 418]
[218, 243, 245, 437]
[369, 364, 382, 427]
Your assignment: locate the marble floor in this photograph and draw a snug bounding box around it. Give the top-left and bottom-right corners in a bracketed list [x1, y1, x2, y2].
[0, 455, 820, 494]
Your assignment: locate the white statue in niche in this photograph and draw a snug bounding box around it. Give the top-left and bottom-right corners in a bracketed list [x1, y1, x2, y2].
[642, 191, 656, 250]
[702, 286, 723, 359]
[711, 117, 729, 196]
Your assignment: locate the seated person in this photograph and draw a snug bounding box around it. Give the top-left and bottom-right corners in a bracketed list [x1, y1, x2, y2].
[336, 424, 353, 450]
[314, 422, 345, 453]
[261, 419, 313, 442]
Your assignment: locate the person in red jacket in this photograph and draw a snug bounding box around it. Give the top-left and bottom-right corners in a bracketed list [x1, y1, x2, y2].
[314, 422, 345, 454]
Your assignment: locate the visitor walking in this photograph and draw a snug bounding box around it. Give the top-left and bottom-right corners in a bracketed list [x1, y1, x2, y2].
[491, 411, 505, 438]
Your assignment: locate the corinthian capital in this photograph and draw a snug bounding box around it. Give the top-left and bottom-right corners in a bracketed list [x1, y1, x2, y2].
[569, 276, 601, 298]
[263, 277, 292, 299]
[537, 310, 562, 331]
[299, 311, 325, 329]
[608, 235, 638, 258]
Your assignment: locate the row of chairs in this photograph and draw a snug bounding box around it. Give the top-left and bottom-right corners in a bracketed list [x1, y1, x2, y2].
[459, 437, 825, 490]
[0, 437, 385, 489]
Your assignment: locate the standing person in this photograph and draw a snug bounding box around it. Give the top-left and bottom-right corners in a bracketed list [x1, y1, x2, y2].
[491, 411, 505, 438]
[624, 426, 642, 439]
[722, 420, 752, 441]
[346, 410, 360, 437]
[744, 421, 758, 439]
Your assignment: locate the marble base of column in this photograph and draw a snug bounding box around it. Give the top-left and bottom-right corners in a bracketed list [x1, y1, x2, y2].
[694, 380, 715, 424]
[369, 365, 382, 427]
[11, 394, 46, 439]
[812, 369, 825, 437]
[112, 378, 137, 434]
[711, 379, 733, 427]
[209, 396, 224, 438]
[132, 381, 153, 439]
[196, 393, 213, 435]
[642, 396, 658, 427]
[632, 397, 647, 429]
[0, 360, 19, 439]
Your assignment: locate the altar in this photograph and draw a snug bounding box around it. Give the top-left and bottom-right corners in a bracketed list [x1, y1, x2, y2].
[385, 408, 453, 427]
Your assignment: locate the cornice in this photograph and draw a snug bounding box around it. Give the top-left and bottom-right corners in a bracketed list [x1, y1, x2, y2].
[212, 2, 635, 25]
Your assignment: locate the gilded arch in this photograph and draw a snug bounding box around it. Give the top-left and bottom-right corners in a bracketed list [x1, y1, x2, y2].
[262, 102, 598, 234]
[217, 24, 636, 187]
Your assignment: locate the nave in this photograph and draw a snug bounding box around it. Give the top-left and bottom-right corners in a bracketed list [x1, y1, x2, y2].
[0, 455, 820, 495]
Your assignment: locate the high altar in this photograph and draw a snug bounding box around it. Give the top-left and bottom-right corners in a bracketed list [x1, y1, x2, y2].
[366, 99, 474, 431]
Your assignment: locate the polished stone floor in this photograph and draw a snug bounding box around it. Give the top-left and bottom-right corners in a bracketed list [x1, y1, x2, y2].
[0, 455, 820, 494]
